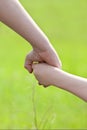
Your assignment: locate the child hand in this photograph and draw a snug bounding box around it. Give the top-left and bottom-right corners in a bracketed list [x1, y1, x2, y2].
[32, 63, 57, 87]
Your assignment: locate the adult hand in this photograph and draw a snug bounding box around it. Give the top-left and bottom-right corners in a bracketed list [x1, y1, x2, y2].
[24, 47, 62, 73]
[0, 0, 61, 71]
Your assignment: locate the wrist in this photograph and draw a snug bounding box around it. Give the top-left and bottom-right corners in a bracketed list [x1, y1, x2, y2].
[52, 69, 67, 88]
[32, 36, 53, 51]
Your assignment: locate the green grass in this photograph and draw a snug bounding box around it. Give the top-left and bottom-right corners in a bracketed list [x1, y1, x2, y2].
[0, 0, 87, 129]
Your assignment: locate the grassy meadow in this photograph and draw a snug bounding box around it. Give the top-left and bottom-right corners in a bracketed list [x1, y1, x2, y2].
[0, 0, 87, 129]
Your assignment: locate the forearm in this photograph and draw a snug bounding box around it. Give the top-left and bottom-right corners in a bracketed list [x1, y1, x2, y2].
[0, 0, 51, 50]
[53, 69, 87, 101]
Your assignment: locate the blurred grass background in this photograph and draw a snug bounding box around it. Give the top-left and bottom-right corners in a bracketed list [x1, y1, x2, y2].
[0, 0, 87, 129]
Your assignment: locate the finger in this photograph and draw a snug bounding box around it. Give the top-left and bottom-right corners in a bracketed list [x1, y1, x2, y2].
[38, 82, 48, 87]
[38, 82, 42, 85]
[24, 63, 33, 73]
[24, 53, 33, 73]
[43, 85, 48, 88]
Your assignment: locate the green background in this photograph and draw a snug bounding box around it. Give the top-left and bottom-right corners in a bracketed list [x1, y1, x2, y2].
[0, 0, 87, 129]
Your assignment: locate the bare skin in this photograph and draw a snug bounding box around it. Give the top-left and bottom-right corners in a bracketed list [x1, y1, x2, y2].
[32, 63, 87, 102]
[0, 0, 61, 73]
